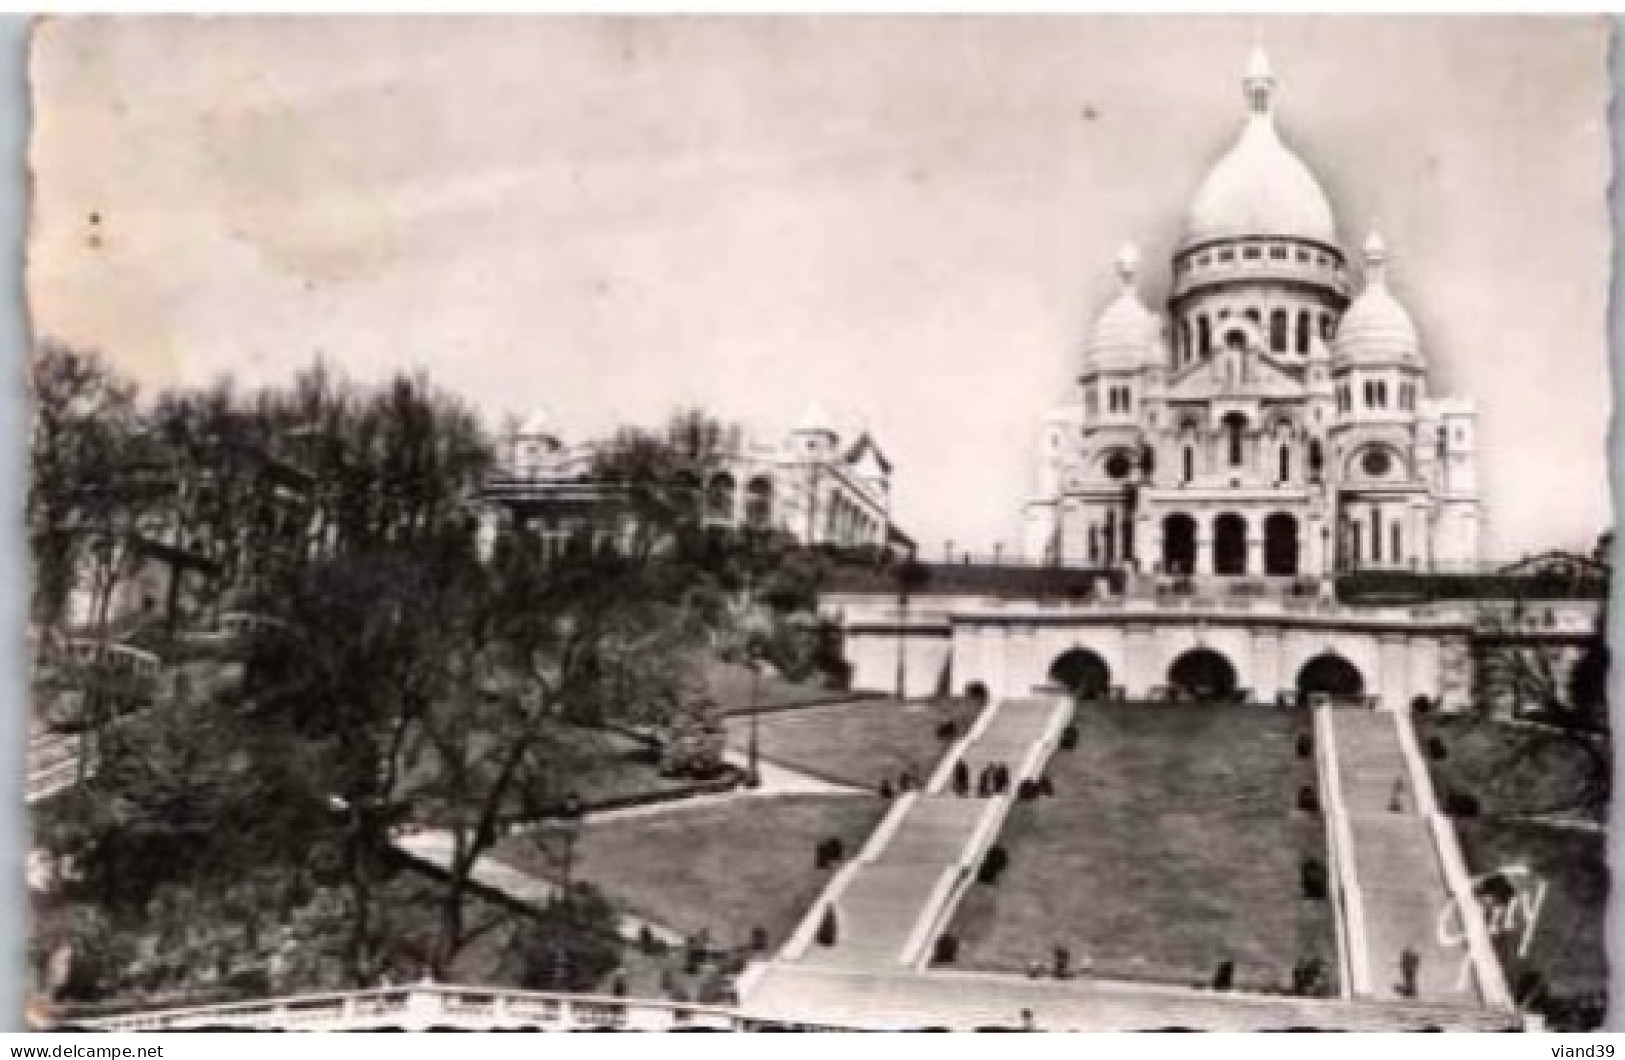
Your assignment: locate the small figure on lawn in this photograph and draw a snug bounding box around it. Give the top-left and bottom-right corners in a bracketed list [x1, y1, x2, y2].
[952, 760, 970, 798]
[1399, 947, 1420, 998]
[1389, 777, 1407, 813]
[879, 777, 894, 800]
[1037, 773, 1054, 798]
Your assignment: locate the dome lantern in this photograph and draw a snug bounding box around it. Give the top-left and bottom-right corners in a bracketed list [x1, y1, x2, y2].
[1243, 44, 1276, 116]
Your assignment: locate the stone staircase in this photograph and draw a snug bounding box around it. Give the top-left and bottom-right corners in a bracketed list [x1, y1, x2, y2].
[778, 696, 1071, 974]
[1326, 709, 1479, 1006]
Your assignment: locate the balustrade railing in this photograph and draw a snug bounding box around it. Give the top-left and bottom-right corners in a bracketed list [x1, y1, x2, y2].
[71, 983, 763, 1033]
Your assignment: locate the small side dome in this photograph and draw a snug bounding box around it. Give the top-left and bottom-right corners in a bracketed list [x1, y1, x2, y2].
[1084, 244, 1160, 371]
[1333, 232, 1421, 366]
[516, 407, 559, 442]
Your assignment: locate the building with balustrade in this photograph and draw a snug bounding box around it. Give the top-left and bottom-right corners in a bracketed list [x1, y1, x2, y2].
[481, 404, 915, 558]
[1022, 47, 1479, 581]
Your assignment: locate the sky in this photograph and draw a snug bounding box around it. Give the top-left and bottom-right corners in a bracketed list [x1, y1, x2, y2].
[26, 16, 1614, 560]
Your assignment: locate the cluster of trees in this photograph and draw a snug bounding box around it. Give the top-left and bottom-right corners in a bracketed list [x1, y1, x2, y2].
[27, 344, 834, 1005]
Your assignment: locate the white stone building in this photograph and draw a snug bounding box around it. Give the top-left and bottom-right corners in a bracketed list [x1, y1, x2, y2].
[485, 404, 913, 555]
[1022, 48, 1480, 580]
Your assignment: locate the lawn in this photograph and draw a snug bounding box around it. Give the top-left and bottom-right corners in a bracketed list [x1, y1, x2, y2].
[493, 792, 887, 952]
[722, 696, 986, 790]
[700, 657, 867, 714]
[1418, 714, 1609, 1029]
[397, 724, 707, 822]
[1451, 818, 1608, 1025]
[945, 700, 1337, 994]
[1416, 714, 1604, 821]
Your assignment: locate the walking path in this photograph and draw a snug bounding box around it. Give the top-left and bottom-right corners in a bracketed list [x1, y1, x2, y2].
[1325, 708, 1507, 1008]
[740, 964, 1518, 1031]
[774, 696, 1071, 973]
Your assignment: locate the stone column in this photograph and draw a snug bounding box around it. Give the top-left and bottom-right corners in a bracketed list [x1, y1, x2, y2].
[1246, 534, 1264, 578]
[1195, 528, 1214, 576]
[1123, 624, 1156, 698]
[1377, 633, 1407, 711]
[1251, 626, 1283, 702]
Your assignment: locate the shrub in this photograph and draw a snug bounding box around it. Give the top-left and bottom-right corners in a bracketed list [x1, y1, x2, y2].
[1291, 957, 1330, 997]
[932, 934, 959, 965]
[1052, 945, 1071, 979]
[935, 720, 958, 742]
[1297, 785, 1320, 814]
[1295, 732, 1313, 759]
[814, 837, 846, 869]
[1425, 735, 1448, 761]
[977, 845, 1009, 885]
[1059, 725, 1079, 751]
[1212, 960, 1234, 991]
[1300, 858, 1328, 900]
[815, 907, 838, 947]
[1411, 694, 1433, 715]
[879, 778, 894, 800]
[1443, 789, 1480, 818]
[749, 926, 769, 953]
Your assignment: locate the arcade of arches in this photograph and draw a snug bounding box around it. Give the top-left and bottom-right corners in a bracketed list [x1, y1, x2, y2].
[1159, 510, 1301, 577]
[1043, 646, 1363, 704]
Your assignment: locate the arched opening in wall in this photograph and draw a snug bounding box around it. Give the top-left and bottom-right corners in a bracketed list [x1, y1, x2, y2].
[1048, 649, 1111, 700]
[1168, 649, 1239, 702]
[1199, 317, 1212, 356]
[1213, 512, 1247, 576]
[1295, 653, 1364, 701]
[1264, 512, 1299, 577]
[745, 476, 774, 529]
[1269, 309, 1288, 352]
[1296, 310, 1311, 354]
[1222, 413, 1248, 468]
[706, 473, 736, 524]
[1162, 513, 1197, 576]
[1308, 439, 1324, 482]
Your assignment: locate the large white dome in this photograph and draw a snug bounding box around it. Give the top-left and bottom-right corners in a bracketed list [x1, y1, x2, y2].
[1182, 49, 1338, 248]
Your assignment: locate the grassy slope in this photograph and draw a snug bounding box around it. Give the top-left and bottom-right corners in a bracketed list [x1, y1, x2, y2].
[948, 701, 1336, 993]
[495, 792, 887, 951]
[723, 697, 984, 790]
[1418, 715, 1609, 1025]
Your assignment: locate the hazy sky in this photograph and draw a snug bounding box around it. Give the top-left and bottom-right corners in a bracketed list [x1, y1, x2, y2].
[28, 16, 1613, 559]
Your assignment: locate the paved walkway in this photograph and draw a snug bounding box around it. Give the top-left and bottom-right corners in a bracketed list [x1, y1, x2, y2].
[740, 964, 1517, 1031]
[1327, 709, 1476, 1005]
[393, 829, 687, 945]
[782, 697, 1070, 973]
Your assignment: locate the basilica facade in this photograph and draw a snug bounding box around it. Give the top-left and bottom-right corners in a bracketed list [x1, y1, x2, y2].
[1021, 49, 1480, 581]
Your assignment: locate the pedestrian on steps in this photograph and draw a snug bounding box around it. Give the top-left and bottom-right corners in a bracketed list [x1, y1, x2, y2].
[952, 760, 970, 798]
[1399, 947, 1420, 998]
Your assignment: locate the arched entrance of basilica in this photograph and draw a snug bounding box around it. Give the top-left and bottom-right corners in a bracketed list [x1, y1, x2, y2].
[1048, 648, 1112, 700]
[1264, 512, 1299, 577]
[1162, 513, 1196, 576]
[1295, 653, 1365, 701]
[1167, 649, 1239, 702]
[1213, 513, 1247, 576]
